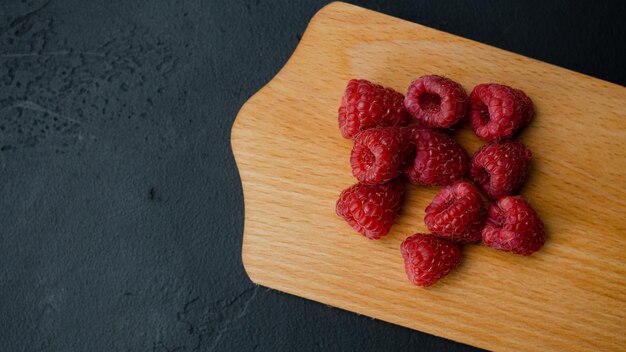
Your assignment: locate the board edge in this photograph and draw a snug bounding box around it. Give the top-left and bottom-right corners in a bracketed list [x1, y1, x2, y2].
[231, 2, 348, 285]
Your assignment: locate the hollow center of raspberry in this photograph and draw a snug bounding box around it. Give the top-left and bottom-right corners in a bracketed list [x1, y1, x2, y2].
[477, 166, 490, 184]
[361, 148, 375, 168]
[418, 93, 441, 113]
[479, 105, 490, 123]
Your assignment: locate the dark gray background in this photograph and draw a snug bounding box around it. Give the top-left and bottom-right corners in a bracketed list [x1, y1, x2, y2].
[0, 1, 624, 351]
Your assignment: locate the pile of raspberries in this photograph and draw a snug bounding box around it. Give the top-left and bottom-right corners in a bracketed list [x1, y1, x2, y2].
[335, 75, 545, 287]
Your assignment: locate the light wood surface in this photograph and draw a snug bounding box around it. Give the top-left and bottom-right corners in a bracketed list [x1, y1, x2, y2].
[231, 3, 626, 351]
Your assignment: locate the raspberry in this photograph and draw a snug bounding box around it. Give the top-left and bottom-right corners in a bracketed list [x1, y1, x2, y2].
[424, 181, 486, 243]
[404, 75, 468, 128]
[483, 196, 545, 256]
[469, 83, 534, 141]
[335, 180, 405, 240]
[350, 127, 414, 185]
[470, 141, 532, 200]
[403, 127, 469, 186]
[400, 234, 461, 287]
[338, 79, 410, 139]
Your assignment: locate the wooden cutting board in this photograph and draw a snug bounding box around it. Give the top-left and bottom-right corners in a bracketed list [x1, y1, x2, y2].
[231, 3, 626, 351]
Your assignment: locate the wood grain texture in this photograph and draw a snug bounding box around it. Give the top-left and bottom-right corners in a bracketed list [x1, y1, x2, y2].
[231, 3, 626, 351]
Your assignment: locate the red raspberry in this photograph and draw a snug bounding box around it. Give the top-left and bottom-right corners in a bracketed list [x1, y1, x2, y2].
[350, 127, 414, 185]
[403, 127, 469, 186]
[470, 141, 532, 200]
[400, 234, 461, 287]
[483, 196, 545, 256]
[338, 79, 410, 139]
[469, 83, 534, 141]
[424, 181, 486, 243]
[335, 180, 405, 240]
[404, 75, 468, 128]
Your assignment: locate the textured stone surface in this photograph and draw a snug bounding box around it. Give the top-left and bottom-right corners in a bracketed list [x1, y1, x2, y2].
[0, 1, 623, 351]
